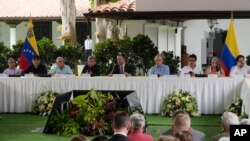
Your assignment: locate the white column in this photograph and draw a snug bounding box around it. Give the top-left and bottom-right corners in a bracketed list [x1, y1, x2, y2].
[10, 24, 16, 49]
[158, 25, 169, 52]
[175, 27, 183, 58]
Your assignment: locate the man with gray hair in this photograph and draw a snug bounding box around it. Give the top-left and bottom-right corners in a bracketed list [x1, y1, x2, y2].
[163, 110, 205, 141]
[211, 111, 239, 141]
[82, 56, 100, 76]
[127, 113, 153, 141]
[49, 57, 73, 74]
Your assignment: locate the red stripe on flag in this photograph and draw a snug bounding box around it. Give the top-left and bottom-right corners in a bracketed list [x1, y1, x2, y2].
[19, 53, 30, 70]
[219, 59, 230, 76]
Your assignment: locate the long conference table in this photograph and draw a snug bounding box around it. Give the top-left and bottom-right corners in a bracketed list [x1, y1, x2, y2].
[0, 76, 246, 114]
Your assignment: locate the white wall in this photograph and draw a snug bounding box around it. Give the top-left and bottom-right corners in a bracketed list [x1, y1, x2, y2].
[0, 22, 10, 46]
[16, 22, 27, 43]
[126, 20, 145, 38]
[52, 21, 62, 46]
[183, 19, 250, 66]
[136, 0, 250, 11]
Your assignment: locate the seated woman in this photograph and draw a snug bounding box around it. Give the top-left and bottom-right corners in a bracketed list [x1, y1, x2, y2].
[205, 57, 225, 76]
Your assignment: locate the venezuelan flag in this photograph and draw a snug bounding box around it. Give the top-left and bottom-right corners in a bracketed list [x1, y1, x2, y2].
[19, 20, 39, 70]
[220, 19, 240, 76]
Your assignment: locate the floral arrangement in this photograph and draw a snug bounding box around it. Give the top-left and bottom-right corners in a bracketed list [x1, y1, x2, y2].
[34, 90, 57, 116]
[225, 97, 249, 119]
[161, 90, 198, 117]
[49, 89, 138, 136]
[58, 32, 72, 41]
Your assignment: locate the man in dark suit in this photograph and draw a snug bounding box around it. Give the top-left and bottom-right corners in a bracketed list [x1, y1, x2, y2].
[110, 111, 131, 141]
[82, 56, 100, 76]
[109, 53, 134, 76]
[22, 55, 47, 76]
[162, 110, 205, 141]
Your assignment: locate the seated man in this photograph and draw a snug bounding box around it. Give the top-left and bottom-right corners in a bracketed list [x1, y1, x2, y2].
[163, 110, 205, 141]
[149, 54, 170, 76]
[22, 55, 47, 75]
[49, 57, 73, 74]
[128, 113, 153, 141]
[211, 112, 239, 141]
[180, 54, 203, 77]
[110, 111, 131, 141]
[3, 58, 22, 75]
[82, 56, 100, 77]
[230, 55, 250, 77]
[109, 53, 134, 76]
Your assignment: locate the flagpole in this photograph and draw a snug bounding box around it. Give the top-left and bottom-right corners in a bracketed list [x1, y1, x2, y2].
[231, 11, 234, 20]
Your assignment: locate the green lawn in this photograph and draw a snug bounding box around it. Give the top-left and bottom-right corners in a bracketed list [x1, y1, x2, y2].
[0, 114, 221, 141]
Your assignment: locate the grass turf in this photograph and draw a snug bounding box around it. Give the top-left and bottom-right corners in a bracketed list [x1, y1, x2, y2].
[0, 114, 221, 141]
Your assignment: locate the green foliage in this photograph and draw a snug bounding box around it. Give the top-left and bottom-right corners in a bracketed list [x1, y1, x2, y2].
[162, 90, 198, 117]
[49, 89, 138, 136]
[10, 40, 23, 60]
[162, 51, 181, 74]
[56, 43, 83, 71]
[50, 111, 80, 136]
[225, 97, 249, 119]
[132, 34, 159, 74]
[0, 42, 12, 72]
[94, 34, 159, 75]
[37, 37, 58, 67]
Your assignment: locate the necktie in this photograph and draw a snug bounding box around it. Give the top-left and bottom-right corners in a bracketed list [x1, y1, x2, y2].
[120, 65, 124, 74]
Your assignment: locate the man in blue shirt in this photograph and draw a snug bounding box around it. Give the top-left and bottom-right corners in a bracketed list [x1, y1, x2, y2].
[49, 57, 73, 74]
[149, 54, 170, 76]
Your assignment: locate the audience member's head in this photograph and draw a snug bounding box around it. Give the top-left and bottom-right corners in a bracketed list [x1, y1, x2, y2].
[240, 118, 250, 125]
[32, 55, 41, 67]
[172, 110, 188, 119]
[158, 135, 180, 141]
[221, 112, 239, 132]
[71, 134, 88, 141]
[7, 58, 16, 69]
[56, 57, 65, 68]
[92, 135, 108, 141]
[154, 54, 164, 66]
[218, 137, 229, 141]
[130, 113, 146, 131]
[188, 54, 197, 68]
[172, 114, 191, 134]
[112, 111, 131, 134]
[117, 53, 126, 65]
[236, 55, 245, 67]
[175, 131, 193, 141]
[87, 56, 97, 67]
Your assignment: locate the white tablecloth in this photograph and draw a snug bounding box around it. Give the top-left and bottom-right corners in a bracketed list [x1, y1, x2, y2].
[0, 77, 243, 114]
[240, 78, 250, 116]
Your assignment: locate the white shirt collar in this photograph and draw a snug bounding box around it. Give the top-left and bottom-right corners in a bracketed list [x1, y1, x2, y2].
[114, 132, 127, 136]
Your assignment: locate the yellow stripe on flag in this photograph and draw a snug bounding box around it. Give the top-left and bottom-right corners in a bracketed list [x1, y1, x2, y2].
[225, 19, 240, 58]
[27, 20, 39, 55]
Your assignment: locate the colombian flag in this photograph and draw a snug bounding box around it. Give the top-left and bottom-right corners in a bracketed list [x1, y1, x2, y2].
[19, 20, 39, 70]
[220, 19, 240, 76]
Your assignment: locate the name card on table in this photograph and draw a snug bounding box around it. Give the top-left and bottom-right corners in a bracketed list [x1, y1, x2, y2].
[81, 73, 91, 77]
[112, 74, 126, 78]
[208, 74, 218, 78]
[164, 75, 178, 78]
[0, 73, 8, 77]
[148, 74, 158, 78]
[53, 74, 75, 77]
[180, 74, 191, 78]
[23, 74, 34, 77]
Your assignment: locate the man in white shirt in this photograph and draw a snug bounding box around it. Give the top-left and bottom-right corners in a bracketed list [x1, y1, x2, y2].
[180, 54, 203, 77]
[230, 55, 250, 77]
[84, 35, 93, 63]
